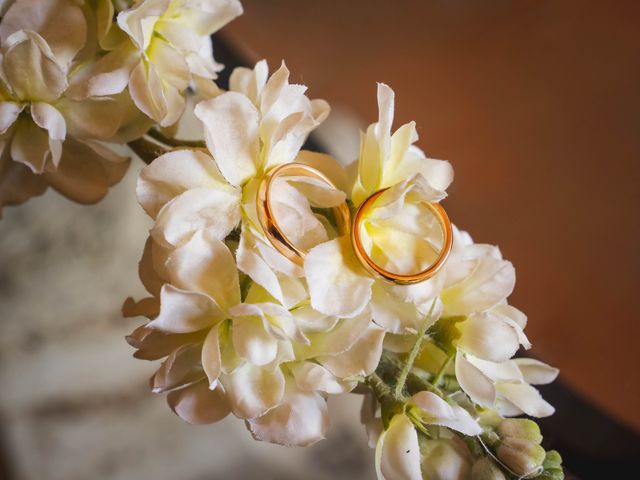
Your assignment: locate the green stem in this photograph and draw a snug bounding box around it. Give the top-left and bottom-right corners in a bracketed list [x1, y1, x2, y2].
[393, 298, 438, 399]
[146, 128, 206, 149]
[432, 351, 454, 387]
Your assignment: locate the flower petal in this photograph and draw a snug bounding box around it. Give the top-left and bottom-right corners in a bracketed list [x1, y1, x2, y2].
[166, 231, 240, 310]
[236, 228, 290, 306]
[147, 37, 190, 90]
[370, 282, 425, 334]
[151, 342, 203, 393]
[167, 380, 230, 425]
[455, 352, 496, 408]
[10, 117, 57, 173]
[231, 315, 278, 366]
[270, 176, 330, 250]
[202, 325, 222, 387]
[221, 362, 285, 419]
[229, 59, 268, 104]
[137, 148, 231, 219]
[44, 139, 129, 203]
[358, 84, 394, 200]
[513, 358, 559, 385]
[194, 91, 260, 186]
[31, 102, 66, 140]
[0, 0, 87, 66]
[458, 312, 520, 363]
[420, 438, 472, 480]
[2, 30, 67, 102]
[66, 43, 138, 98]
[147, 284, 224, 333]
[318, 324, 385, 378]
[376, 414, 422, 480]
[55, 97, 123, 140]
[152, 186, 240, 248]
[117, 0, 169, 51]
[496, 383, 555, 418]
[0, 153, 47, 215]
[387, 145, 454, 194]
[294, 149, 350, 194]
[126, 323, 206, 361]
[291, 362, 355, 394]
[246, 380, 328, 447]
[305, 237, 374, 318]
[443, 246, 516, 316]
[130, 59, 167, 125]
[0, 101, 23, 134]
[295, 311, 371, 361]
[410, 391, 481, 436]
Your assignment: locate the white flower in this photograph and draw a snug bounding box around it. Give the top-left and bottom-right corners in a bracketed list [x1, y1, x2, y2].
[71, 0, 243, 126]
[0, 0, 131, 213]
[374, 399, 477, 480]
[409, 391, 482, 437]
[455, 353, 558, 417]
[351, 83, 453, 205]
[125, 225, 385, 445]
[137, 60, 338, 308]
[442, 240, 529, 364]
[305, 85, 452, 333]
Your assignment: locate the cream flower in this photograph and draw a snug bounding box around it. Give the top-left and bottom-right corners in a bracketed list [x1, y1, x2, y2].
[455, 354, 558, 417]
[136, 60, 337, 308]
[71, 0, 243, 126]
[420, 228, 559, 415]
[126, 231, 385, 445]
[0, 0, 131, 213]
[374, 394, 479, 480]
[352, 83, 453, 205]
[305, 84, 452, 334]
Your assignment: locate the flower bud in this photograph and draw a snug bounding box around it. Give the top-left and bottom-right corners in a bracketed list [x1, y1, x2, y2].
[497, 437, 546, 476]
[471, 457, 506, 480]
[497, 418, 542, 444]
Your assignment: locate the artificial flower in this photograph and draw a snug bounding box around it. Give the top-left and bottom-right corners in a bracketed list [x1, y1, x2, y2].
[70, 0, 243, 126]
[0, 0, 132, 214]
[305, 84, 452, 338]
[137, 60, 339, 308]
[125, 230, 385, 445]
[374, 393, 479, 480]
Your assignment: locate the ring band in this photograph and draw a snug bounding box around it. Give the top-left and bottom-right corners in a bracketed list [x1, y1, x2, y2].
[351, 187, 453, 285]
[256, 163, 351, 266]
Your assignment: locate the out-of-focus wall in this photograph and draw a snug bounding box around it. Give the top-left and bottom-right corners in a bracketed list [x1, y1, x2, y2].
[224, 0, 640, 430]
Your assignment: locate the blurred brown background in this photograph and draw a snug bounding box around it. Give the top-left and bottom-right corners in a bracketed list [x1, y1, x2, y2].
[224, 0, 640, 431]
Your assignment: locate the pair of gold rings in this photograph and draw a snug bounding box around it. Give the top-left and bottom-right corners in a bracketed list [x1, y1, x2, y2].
[256, 163, 453, 285]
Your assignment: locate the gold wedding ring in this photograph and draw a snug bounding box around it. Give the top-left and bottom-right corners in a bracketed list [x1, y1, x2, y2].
[256, 163, 351, 266]
[351, 187, 453, 285]
[258, 164, 453, 284]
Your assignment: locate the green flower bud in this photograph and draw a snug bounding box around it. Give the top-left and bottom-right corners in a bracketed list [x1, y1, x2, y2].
[471, 457, 506, 480]
[539, 450, 565, 480]
[497, 437, 546, 476]
[497, 418, 543, 444]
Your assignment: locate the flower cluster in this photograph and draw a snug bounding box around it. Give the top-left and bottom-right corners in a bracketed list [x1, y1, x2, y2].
[124, 60, 563, 477]
[0, 0, 242, 215]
